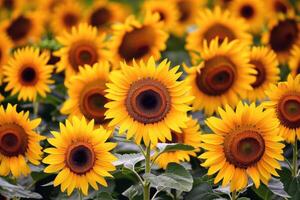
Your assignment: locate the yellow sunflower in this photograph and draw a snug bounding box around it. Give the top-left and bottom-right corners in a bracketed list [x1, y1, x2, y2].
[50, 1, 82, 35]
[85, 0, 130, 32]
[0, 33, 13, 82]
[186, 6, 252, 63]
[246, 46, 280, 101]
[265, 0, 293, 19]
[0, 104, 44, 178]
[228, 0, 265, 33]
[264, 75, 300, 143]
[185, 38, 256, 116]
[61, 62, 111, 126]
[43, 116, 117, 196]
[199, 102, 284, 192]
[105, 57, 194, 146]
[1, 10, 45, 46]
[3, 47, 54, 102]
[141, 0, 179, 32]
[170, 0, 204, 36]
[54, 23, 110, 80]
[153, 117, 201, 169]
[289, 45, 300, 77]
[0, 0, 24, 20]
[262, 13, 300, 63]
[108, 12, 169, 67]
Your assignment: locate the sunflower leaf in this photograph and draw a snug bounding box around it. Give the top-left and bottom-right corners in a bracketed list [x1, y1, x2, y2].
[143, 163, 193, 192]
[113, 153, 145, 168]
[157, 143, 195, 154]
[122, 184, 143, 200]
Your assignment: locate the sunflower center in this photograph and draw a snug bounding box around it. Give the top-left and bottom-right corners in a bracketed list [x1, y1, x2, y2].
[79, 83, 108, 124]
[118, 26, 154, 62]
[3, 0, 14, 9]
[66, 143, 95, 174]
[277, 94, 300, 128]
[224, 130, 265, 168]
[240, 4, 254, 19]
[0, 124, 28, 157]
[274, 1, 288, 13]
[154, 10, 166, 21]
[166, 132, 184, 143]
[6, 15, 31, 42]
[195, 56, 236, 96]
[203, 23, 236, 44]
[69, 42, 98, 72]
[20, 67, 38, 86]
[270, 19, 298, 52]
[126, 78, 171, 124]
[63, 13, 79, 28]
[90, 7, 111, 28]
[250, 60, 266, 88]
[297, 63, 300, 75]
[177, 1, 191, 22]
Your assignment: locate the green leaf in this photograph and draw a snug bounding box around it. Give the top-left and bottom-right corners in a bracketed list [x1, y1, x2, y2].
[95, 192, 115, 200]
[185, 181, 220, 200]
[157, 143, 194, 154]
[113, 153, 145, 169]
[267, 178, 290, 198]
[279, 167, 300, 199]
[252, 184, 272, 200]
[144, 163, 193, 192]
[0, 177, 42, 199]
[122, 184, 143, 200]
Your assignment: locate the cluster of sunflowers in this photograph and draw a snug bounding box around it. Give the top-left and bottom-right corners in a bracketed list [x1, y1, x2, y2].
[0, 0, 300, 199]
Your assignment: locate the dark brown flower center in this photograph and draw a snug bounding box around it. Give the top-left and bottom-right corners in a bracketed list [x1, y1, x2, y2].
[297, 63, 300, 75]
[79, 83, 108, 124]
[240, 4, 255, 19]
[3, 0, 14, 10]
[195, 56, 236, 96]
[270, 19, 298, 53]
[63, 13, 79, 29]
[277, 94, 300, 129]
[6, 15, 31, 42]
[20, 66, 38, 86]
[90, 7, 112, 28]
[177, 0, 191, 22]
[250, 60, 266, 88]
[153, 10, 166, 21]
[274, 1, 288, 14]
[118, 26, 154, 62]
[166, 132, 184, 143]
[0, 124, 28, 157]
[203, 23, 236, 44]
[125, 78, 171, 124]
[66, 142, 95, 174]
[224, 130, 265, 168]
[68, 42, 98, 72]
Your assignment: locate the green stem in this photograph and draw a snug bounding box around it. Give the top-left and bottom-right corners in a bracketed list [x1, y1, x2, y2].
[33, 101, 39, 117]
[78, 189, 83, 200]
[292, 139, 298, 177]
[231, 190, 237, 200]
[143, 144, 151, 200]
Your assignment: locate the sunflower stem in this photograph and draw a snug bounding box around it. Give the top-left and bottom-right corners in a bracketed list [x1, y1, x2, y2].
[292, 140, 298, 177]
[33, 101, 39, 117]
[143, 144, 151, 200]
[231, 190, 237, 200]
[78, 189, 83, 200]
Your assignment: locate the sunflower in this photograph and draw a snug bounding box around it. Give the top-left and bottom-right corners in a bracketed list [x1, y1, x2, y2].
[54, 23, 110, 80]
[289, 45, 300, 77]
[215, 0, 233, 8]
[43, 116, 117, 196]
[265, 0, 293, 19]
[186, 6, 252, 63]
[185, 38, 256, 116]
[0, 33, 13, 82]
[0, 104, 44, 178]
[264, 75, 300, 143]
[85, 0, 130, 32]
[50, 1, 82, 35]
[3, 47, 54, 102]
[0, 0, 24, 19]
[246, 46, 280, 101]
[108, 12, 168, 67]
[262, 14, 300, 63]
[61, 62, 111, 126]
[228, 0, 265, 33]
[153, 117, 201, 169]
[141, 0, 179, 32]
[104, 57, 194, 146]
[0, 10, 45, 46]
[199, 102, 284, 191]
[170, 0, 204, 36]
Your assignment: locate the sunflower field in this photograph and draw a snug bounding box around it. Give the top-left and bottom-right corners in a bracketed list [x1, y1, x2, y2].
[1, 0, 300, 199]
